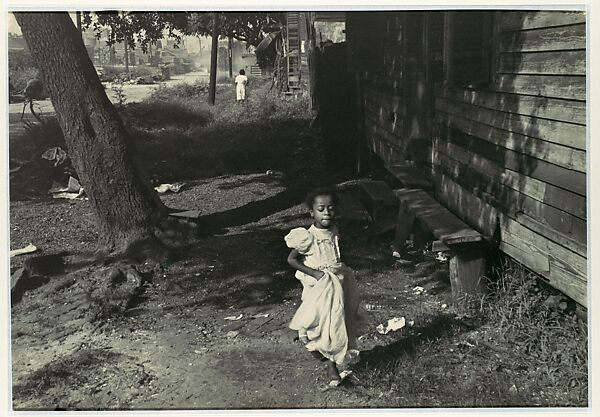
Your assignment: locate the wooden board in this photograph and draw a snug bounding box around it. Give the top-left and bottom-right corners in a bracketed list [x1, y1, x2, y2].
[434, 138, 587, 217]
[360, 180, 398, 208]
[494, 74, 586, 101]
[433, 147, 587, 249]
[435, 173, 587, 306]
[437, 111, 586, 172]
[434, 122, 587, 197]
[499, 23, 586, 53]
[498, 50, 585, 76]
[498, 11, 586, 31]
[394, 188, 484, 245]
[442, 87, 586, 125]
[385, 164, 433, 190]
[516, 212, 587, 257]
[435, 96, 586, 150]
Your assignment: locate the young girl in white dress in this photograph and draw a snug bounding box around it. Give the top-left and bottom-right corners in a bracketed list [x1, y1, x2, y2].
[285, 188, 361, 385]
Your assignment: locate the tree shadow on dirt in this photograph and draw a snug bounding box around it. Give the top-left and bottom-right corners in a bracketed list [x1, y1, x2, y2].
[195, 188, 301, 236]
[355, 313, 478, 370]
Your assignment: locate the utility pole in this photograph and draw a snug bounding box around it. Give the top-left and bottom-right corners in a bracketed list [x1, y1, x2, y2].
[124, 35, 130, 74]
[208, 13, 219, 105]
[76, 12, 82, 33]
[228, 36, 233, 78]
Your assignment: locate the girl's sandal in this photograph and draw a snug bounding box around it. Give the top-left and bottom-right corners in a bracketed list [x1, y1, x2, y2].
[327, 370, 352, 387]
[328, 378, 342, 387]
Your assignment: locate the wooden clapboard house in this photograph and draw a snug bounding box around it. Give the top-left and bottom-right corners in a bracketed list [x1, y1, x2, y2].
[345, 11, 587, 306]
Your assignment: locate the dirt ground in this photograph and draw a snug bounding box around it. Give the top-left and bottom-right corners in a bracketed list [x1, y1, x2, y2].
[8, 81, 587, 411]
[10, 170, 462, 410]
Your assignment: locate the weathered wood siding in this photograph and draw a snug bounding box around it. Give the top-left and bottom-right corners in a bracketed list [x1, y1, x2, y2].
[433, 11, 587, 306]
[348, 12, 437, 169]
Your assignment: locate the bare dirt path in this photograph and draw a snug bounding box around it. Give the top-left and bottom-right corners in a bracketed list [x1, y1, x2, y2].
[10, 173, 453, 411]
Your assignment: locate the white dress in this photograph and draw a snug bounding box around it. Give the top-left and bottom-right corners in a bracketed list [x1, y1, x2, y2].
[284, 225, 361, 366]
[235, 74, 248, 100]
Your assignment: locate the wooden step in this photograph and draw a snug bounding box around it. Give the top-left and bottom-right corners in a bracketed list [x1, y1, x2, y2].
[359, 180, 398, 208]
[394, 188, 483, 246]
[386, 164, 432, 191]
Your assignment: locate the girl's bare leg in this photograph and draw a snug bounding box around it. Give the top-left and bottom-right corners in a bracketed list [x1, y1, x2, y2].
[327, 360, 340, 382]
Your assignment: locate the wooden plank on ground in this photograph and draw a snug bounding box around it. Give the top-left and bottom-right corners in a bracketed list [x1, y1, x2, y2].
[442, 87, 586, 125]
[499, 11, 586, 31]
[494, 74, 586, 101]
[499, 23, 586, 53]
[498, 50, 585, 76]
[436, 111, 586, 172]
[435, 96, 586, 150]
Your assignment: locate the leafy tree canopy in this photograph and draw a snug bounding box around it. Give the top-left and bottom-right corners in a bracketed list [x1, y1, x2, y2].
[82, 11, 283, 52]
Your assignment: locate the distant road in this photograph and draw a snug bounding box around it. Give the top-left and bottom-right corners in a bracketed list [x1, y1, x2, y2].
[8, 71, 210, 137]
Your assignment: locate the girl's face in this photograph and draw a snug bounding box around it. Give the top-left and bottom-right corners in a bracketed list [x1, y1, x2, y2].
[310, 194, 336, 229]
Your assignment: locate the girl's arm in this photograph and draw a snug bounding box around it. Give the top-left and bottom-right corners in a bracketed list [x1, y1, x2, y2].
[287, 249, 325, 280]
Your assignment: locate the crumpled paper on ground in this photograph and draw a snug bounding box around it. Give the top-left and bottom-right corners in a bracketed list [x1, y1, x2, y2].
[10, 243, 38, 257]
[155, 183, 184, 193]
[376, 317, 406, 335]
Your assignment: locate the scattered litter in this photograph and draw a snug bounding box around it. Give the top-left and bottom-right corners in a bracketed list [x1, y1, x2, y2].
[66, 176, 81, 192]
[509, 384, 518, 395]
[226, 331, 239, 338]
[412, 286, 425, 294]
[365, 303, 382, 311]
[376, 317, 406, 335]
[266, 170, 274, 175]
[10, 243, 38, 258]
[194, 348, 209, 354]
[392, 251, 401, 258]
[52, 191, 85, 200]
[49, 177, 85, 200]
[41, 146, 68, 167]
[408, 320, 414, 327]
[396, 258, 413, 266]
[441, 303, 448, 309]
[252, 313, 269, 318]
[224, 314, 243, 321]
[154, 183, 184, 193]
[358, 335, 367, 341]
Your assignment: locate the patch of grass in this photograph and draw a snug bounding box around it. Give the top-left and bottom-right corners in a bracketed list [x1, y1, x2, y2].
[354, 258, 587, 407]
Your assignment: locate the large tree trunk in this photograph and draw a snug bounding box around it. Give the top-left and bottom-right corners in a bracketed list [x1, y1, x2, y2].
[15, 12, 166, 255]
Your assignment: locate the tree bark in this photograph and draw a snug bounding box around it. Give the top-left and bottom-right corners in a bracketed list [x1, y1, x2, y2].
[15, 12, 166, 255]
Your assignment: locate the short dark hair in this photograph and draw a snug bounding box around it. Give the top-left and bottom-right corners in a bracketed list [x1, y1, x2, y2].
[304, 187, 339, 208]
[239, 69, 245, 75]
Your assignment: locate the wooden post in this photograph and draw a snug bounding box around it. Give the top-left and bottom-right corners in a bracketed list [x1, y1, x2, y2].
[228, 36, 233, 78]
[208, 13, 219, 105]
[76, 12, 82, 33]
[124, 35, 129, 74]
[449, 247, 488, 306]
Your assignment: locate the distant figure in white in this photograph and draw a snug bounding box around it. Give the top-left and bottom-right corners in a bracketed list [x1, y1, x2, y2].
[234, 69, 248, 103]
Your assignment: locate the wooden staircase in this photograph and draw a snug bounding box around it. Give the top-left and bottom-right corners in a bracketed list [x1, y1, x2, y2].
[286, 12, 302, 93]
